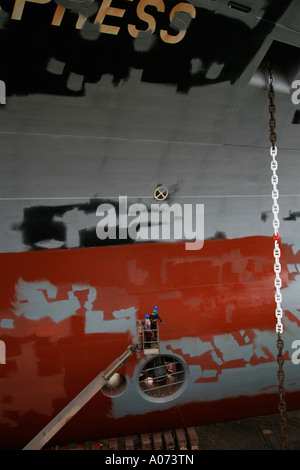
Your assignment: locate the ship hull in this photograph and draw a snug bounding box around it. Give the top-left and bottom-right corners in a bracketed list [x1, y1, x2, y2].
[1, 0, 300, 450]
[1, 236, 300, 449]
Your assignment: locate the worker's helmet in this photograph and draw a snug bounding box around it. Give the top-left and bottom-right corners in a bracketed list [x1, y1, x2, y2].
[154, 306, 158, 310]
[145, 314, 149, 318]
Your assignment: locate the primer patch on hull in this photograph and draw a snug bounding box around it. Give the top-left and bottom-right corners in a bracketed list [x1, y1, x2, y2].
[85, 306, 137, 335]
[13, 279, 81, 323]
[13, 279, 137, 335]
[108, 325, 300, 419]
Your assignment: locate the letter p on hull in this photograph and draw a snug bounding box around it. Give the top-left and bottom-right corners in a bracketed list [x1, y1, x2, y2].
[11, 0, 51, 21]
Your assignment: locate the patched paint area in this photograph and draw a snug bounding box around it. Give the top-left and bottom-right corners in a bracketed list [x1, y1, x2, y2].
[83, 285, 137, 335]
[1, 238, 299, 446]
[10, 273, 300, 426]
[0, 319, 14, 329]
[214, 333, 253, 363]
[13, 279, 81, 323]
[12, 279, 137, 336]
[164, 337, 213, 357]
[108, 325, 300, 419]
[85, 306, 137, 335]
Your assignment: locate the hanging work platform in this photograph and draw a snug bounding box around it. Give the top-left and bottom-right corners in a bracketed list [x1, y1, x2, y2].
[136, 320, 160, 355]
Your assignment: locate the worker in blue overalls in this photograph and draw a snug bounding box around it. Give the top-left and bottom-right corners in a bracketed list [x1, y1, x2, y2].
[143, 314, 152, 348]
[149, 306, 163, 341]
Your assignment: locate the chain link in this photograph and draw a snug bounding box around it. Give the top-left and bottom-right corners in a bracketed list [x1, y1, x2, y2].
[268, 63, 288, 450]
[270, 144, 283, 335]
[268, 63, 277, 150]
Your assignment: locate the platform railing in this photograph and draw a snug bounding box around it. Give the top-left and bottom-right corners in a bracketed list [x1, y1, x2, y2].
[143, 327, 159, 350]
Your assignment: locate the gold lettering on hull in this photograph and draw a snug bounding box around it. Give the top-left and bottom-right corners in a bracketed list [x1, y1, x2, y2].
[160, 2, 196, 44]
[10, 0, 196, 44]
[12, 0, 51, 21]
[128, 0, 165, 38]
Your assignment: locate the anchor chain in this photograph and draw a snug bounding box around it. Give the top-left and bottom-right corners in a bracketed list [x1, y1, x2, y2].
[268, 63, 288, 450]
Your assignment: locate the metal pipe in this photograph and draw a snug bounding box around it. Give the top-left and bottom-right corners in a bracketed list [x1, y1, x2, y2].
[23, 345, 137, 450]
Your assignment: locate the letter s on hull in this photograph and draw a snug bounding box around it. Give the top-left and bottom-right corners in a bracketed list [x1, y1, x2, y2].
[160, 3, 196, 44]
[128, 0, 165, 38]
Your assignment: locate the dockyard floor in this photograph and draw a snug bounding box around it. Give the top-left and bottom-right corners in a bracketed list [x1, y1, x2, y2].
[49, 409, 300, 451]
